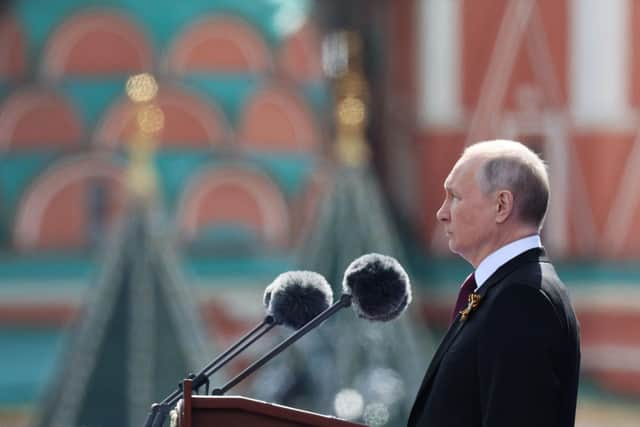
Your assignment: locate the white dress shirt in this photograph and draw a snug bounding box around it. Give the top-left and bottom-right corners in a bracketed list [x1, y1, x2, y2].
[474, 235, 542, 290]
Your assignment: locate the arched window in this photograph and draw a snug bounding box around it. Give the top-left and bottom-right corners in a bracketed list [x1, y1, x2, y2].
[177, 164, 290, 250]
[0, 15, 27, 80]
[13, 154, 126, 251]
[95, 84, 230, 149]
[0, 87, 84, 151]
[238, 84, 321, 153]
[277, 21, 323, 82]
[42, 10, 152, 78]
[166, 15, 272, 74]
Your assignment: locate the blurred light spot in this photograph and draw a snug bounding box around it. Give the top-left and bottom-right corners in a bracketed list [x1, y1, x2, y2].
[337, 96, 366, 126]
[126, 73, 158, 103]
[271, 0, 308, 36]
[369, 367, 405, 404]
[363, 402, 389, 427]
[136, 105, 164, 135]
[334, 388, 364, 420]
[322, 32, 349, 77]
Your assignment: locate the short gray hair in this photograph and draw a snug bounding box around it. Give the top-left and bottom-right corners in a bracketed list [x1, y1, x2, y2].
[463, 140, 550, 228]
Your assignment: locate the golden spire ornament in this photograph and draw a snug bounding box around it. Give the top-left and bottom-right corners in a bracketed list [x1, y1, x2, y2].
[328, 31, 371, 168]
[124, 72, 163, 202]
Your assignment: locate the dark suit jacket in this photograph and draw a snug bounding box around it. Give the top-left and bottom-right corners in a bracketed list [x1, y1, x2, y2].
[408, 248, 580, 427]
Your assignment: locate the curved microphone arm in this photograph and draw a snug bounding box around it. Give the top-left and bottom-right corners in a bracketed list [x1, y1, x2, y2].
[191, 317, 277, 396]
[211, 293, 353, 395]
[143, 315, 277, 427]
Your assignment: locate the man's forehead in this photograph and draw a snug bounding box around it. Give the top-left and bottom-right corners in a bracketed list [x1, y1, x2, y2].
[445, 155, 482, 188]
[444, 167, 461, 190]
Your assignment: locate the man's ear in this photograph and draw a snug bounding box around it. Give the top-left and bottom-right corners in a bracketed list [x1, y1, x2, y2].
[495, 190, 514, 223]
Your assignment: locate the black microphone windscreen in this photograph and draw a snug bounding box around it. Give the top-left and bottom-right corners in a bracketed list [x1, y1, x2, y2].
[342, 253, 412, 321]
[268, 271, 333, 330]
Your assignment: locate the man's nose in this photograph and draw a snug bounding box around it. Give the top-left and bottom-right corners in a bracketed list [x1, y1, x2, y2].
[436, 201, 449, 222]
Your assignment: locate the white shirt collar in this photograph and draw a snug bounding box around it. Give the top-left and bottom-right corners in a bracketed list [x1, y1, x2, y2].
[474, 235, 542, 289]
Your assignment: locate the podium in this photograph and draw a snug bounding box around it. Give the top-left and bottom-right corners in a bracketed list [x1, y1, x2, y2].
[176, 379, 367, 427]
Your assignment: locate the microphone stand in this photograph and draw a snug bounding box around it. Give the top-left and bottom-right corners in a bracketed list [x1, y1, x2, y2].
[211, 293, 353, 395]
[143, 315, 277, 427]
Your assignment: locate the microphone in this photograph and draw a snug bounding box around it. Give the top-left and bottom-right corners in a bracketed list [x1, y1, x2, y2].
[268, 271, 334, 330]
[196, 271, 332, 382]
[143, 270, 333, 427]
[343, 253, 412, 321]
[212, 253, 411, 395]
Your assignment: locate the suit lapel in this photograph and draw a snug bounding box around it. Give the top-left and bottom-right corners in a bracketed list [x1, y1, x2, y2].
[409, 248, 546, 424]
[410, 305, 471, 412]
[408, 307, 472, 424]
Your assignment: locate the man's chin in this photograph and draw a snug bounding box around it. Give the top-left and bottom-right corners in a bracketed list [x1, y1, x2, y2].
[449, 243, 466, 259]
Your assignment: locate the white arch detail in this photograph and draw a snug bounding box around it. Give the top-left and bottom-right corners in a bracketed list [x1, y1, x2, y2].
[94, 84, 231, 147]
[177, 165, 290, 247]
[0, 87, 83, 151]
[42, 10, 152, 78]
[14, 153, 125, 250]
[240, 85, 320, 151]
[167, 15, 272, 74]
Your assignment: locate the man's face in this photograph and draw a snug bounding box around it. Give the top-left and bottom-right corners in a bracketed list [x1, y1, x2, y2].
[436, 156, 498, 266]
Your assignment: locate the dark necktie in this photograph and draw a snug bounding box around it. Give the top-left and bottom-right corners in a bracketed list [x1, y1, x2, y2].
[451, 274, 476, 323]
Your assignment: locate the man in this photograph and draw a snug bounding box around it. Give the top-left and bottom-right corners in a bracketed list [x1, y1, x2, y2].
[408, 140, 580, 427]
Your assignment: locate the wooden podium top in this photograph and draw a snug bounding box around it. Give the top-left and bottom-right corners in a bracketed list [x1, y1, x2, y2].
[178, 379, 367, 427]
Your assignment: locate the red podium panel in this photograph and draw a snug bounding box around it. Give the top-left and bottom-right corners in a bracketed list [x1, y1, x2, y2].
[177, 379, 367, 427]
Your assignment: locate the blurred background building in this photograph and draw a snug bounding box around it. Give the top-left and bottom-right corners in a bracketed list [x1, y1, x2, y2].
[0, 0, 639, 426]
